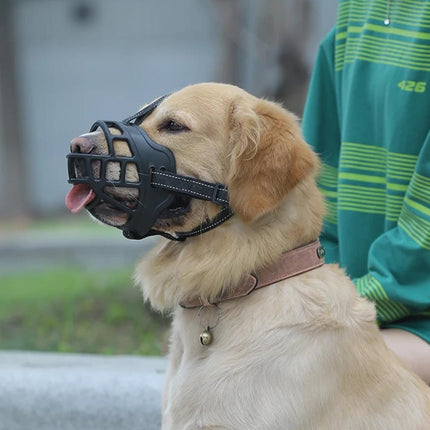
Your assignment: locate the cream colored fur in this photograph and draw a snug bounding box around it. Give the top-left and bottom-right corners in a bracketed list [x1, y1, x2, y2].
[83, 83, 430, 429]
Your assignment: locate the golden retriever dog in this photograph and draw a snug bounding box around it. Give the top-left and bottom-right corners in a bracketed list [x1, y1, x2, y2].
[68, 83, 430, 429]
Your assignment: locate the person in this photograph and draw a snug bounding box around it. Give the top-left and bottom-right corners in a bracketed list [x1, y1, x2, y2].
[302, 0, 430, 384]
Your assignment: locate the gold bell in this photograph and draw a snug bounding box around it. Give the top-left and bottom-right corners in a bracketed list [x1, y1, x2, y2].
[200, 327, 213, 346]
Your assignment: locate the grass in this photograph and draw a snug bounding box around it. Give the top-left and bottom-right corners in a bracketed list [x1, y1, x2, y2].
[0, 268, 171, 355]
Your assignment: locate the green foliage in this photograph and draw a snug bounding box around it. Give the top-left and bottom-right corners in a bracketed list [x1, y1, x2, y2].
[0, 268, 170, 355]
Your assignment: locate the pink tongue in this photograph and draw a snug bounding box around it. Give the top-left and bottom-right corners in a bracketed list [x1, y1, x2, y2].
[65, 184, 96, 213]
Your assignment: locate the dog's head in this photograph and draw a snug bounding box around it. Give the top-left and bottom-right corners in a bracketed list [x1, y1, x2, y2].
[66, 83, 320, 238]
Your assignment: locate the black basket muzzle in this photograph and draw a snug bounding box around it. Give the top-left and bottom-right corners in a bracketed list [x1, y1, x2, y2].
[67, 96, 232, 240]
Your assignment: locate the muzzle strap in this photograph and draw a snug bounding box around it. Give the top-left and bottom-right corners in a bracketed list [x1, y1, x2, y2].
[122, 95, 170, 125]
[151, 169, 230, 207]
[175, 205, 233, 240]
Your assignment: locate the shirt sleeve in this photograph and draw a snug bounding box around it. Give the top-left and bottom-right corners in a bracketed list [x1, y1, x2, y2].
[355, 135, 430, 325]
[302, 28, 341, 264]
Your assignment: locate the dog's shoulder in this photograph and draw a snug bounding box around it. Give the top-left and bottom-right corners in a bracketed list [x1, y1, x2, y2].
[253, 264, 378, 332]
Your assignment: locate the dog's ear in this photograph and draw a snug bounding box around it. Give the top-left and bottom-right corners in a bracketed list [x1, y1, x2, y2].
[228, 98, 318, 223]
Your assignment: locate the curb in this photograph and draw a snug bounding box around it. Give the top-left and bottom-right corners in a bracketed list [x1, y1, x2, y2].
[0, 351, 167, 430]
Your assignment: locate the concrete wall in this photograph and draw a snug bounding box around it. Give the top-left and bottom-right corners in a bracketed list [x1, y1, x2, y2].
[11, 0, 221, 214]
[0, 0, 338, 217]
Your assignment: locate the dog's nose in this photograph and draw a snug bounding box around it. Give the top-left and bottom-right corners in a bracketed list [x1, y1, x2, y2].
[70, 136, 96, 154]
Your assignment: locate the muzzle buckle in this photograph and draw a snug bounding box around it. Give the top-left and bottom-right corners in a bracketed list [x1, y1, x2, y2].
[211, 183, 225, 205]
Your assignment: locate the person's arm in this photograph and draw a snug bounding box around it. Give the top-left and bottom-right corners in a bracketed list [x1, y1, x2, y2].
[302, 28, 341, 263]
[354, 136, 430, 327]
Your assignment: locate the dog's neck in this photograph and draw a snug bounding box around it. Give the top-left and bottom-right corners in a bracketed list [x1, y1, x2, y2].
[179, 240, 325, 309]
[135, 177, 324, 311]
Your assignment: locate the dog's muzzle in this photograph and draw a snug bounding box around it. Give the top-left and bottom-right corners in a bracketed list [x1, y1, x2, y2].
[66, 95, 233, 241]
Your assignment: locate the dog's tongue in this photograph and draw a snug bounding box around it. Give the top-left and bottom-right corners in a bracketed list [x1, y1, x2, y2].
[65, 184, 96, 213]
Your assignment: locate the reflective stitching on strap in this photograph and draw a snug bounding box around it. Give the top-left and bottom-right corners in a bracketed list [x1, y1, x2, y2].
[177, 207, 233, 239]
[183, 212, 232, 236]
[152, 182, 215, 201]
[153, 171, 229, 204]
[155, 171, 213, 189]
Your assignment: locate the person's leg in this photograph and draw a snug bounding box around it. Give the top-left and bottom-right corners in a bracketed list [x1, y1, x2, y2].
[381, 328, 430, 384]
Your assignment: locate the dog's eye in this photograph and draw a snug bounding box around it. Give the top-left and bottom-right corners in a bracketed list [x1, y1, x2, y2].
[161, 120, 188, 133]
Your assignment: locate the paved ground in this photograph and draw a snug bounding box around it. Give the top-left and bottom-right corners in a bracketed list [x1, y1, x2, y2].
[0, 227, 155, 274]
[0, 351, 167, 430]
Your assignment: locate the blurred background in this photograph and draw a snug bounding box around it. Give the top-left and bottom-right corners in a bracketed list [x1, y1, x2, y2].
[0, 0, 337, 356]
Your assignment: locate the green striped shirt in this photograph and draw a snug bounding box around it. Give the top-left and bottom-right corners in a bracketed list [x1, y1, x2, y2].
[303, 0, 430, 343]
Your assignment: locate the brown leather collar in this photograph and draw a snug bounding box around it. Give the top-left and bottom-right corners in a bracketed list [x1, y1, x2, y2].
[180, 240, 325, 309]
